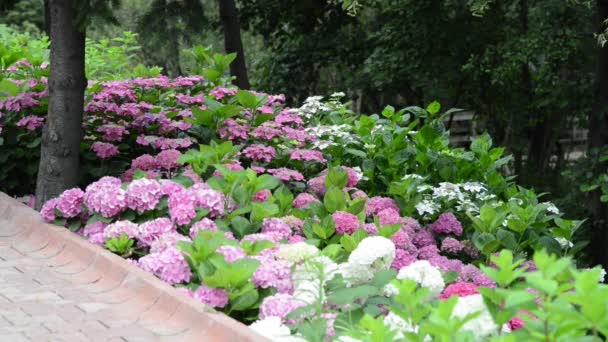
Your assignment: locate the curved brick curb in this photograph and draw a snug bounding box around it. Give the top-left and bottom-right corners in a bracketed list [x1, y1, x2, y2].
[0, 192, 269, 341]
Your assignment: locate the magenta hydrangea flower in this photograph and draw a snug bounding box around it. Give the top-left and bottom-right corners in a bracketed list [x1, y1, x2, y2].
[462, 241, 481, 259]
[210, 86, 237, 100]
[131, 154, 157, 171]
[259, 293, 304, 324]
[84, 177, 127, 218]
[242, 233, 281, 244]
[363, 223, 378, 235]
[218, 119, 249, 141]
[307, 176, 326, 195]
[267, 168, 305, 182]
[341, 167, 360, 187]
[520, 260, 537, 272]
[155, 149, 182, 169]
[91, 142, 120, 159]
[252, 258, 293, 293]
[402, 216, 422, 231]
[56, 188, 84, 218]
[189, 218, 218, 238]
[138, 218, 175, 247]
[103, 220, 139, 241]
[417, 244, 440, 260]
[365, 197, 400, 217]
[391, 249, 416, 270]
[437, 282, 479, 300]
[293, 193, 319, 209]
[412, 229, 436, 248]
[97, 124, 129, 142]
[261, 218, 292, 239]
[192, 284, 229, 308]
[289, 149, 326, 163]
[430, 213, 463, 236]
[440, 237, 464, 254]
[216, 245, 247, 263]
[332, 211, 360, 235]
[377, 208, 404, 226]
[126, 178, 162, 213]
[137, 247, 192, 285]
[242, 144, 276, 163]
[149, 232, 191, 253]
[390, 229, 416, 252]
[168, 189, 197, 225]
[16, 115, 44, 131]
[428, 255, 463, 273]
[252, 189, 271, 202]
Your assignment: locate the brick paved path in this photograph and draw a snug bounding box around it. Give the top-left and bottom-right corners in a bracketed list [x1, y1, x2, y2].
[0, 193, 266, 342]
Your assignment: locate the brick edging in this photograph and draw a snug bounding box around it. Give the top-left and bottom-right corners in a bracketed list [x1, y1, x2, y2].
[0, 192, 269, 341]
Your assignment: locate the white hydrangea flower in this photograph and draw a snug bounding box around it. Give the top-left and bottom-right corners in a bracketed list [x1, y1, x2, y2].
[275, 242, 319, 263]
[451, 294, 498, 339]
[382, 283, 400, 297]
[335, 337, 363, 342]
[331, 91, 346, 98]
[396, 260, 445, 297]
[433, 182, 465, 201]
[250, 316, 296, 341]
[292, 280, 323, 305]
[543, 202, 560, 215]
[555, 237, 573, 249]
[402, 174, 424, 181]
[293, 256, 339, 284]
[348, 236, 395, 269]
[415, 199, 441, 216]
[460, 182, 485, 193]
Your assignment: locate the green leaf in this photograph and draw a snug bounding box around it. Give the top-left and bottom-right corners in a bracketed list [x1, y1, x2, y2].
[0, 79, 19, 96]
[325, 167, 349, 189]
[250, 202, 279, 223]
[254, 174, 281, 193]
[230, 216, 252, 238]
[329, 285, 378, 305]
[236, 90, 259, 109]
[230, 289, 259, 311]
[324, 186, 347, 213]
[381, 105, 395, 118]
[426, 101, 441, 115]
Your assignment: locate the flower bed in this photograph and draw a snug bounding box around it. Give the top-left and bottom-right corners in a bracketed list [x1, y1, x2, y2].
[2, 58, 607, 340]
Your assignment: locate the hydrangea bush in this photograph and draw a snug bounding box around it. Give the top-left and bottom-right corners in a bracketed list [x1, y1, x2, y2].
[1, 48, 603, 340]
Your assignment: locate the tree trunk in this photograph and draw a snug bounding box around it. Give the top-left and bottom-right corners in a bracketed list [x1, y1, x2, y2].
[219, 0, 250, 89]
[35, 0, 86, 209]
[589, 0, 608, 270]
[44, 0, 51, 37]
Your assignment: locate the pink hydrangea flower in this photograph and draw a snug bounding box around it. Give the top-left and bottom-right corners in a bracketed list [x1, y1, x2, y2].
[363, 223, 378, 235]
[16, 115, 44, 130]
[351, 190, 367, 200]
[149, 232, 191, 253]
[126, 178, 162, 213]
[365, 197, 400, 217]
[40, 198, 60, 222]
[428, 255, 464, 273]
[160, 180, 184, 196]
[190, 187, 225, 218]
[210, 86, 237, 100]
[261, 218, 292, 239]
[137, 247, 192, 285]
[103, 220, 139, 241]
[252, 258, 293, 293]
[131, 154, 157, 171]
[390, 229, 415, 251]
[430, 213, 463, 236]
[289, 149, 326, 163]
[82, 221, 107, 246]
[91, 142, 119, 159]
[417, 244, 440, 260]
[307, 176, 326, 195]
[377, 208, 404, 226]
[216, 245, 247, 263]
[332, 211, 360, 235]
[293, 193, 319, 208]
[156, 149, 182, 169]
[189, 218, 218, 238]
[218, 119, 249, 141]
[192, 284, 229, 308]
[508, 316, 526, 330]
[168, 190, 197, 225]
[138, 218, 175, 247]
[267, 168, 305, 182]
[281, 216, 304, 233]
[252, 189, 271, 202]
[56, 188, 84, 218]
[259, 293, 304, 324]
[438, 282, 479, 300]
[242, 144, 276, 163]
[288, 235, 306, 243]
[97, 124, 129, 142]
[84, 177, 127, 218]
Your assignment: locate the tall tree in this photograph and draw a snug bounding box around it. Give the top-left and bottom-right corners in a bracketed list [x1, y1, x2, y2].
[219, 0, 250, 89]
[588, 0, 608, 269]
[35, 0, 86, 208]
